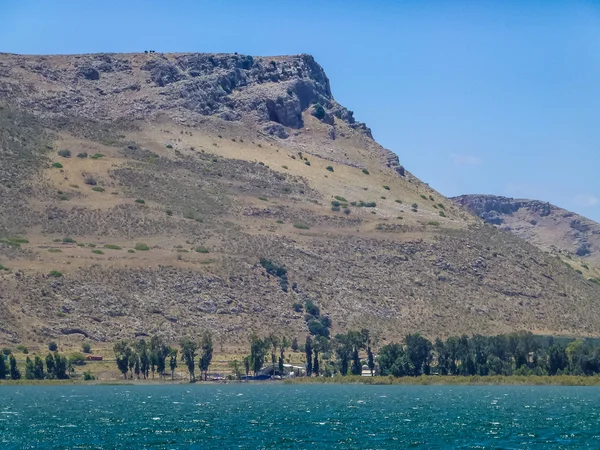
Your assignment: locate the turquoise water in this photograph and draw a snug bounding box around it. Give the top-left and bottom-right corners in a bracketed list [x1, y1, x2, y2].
[1, 385, 600, 449]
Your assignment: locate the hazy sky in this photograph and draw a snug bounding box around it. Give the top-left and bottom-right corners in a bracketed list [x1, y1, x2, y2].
[2, 0, 600, 220]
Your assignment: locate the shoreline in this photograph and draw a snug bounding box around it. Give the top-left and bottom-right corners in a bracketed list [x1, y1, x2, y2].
[3, 375, 600, 387]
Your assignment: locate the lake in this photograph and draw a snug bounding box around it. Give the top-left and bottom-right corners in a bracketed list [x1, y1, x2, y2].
[1, 384, 600, 448]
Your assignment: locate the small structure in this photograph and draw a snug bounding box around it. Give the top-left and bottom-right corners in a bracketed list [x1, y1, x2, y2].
[361, 364, 374, 377]
[86, 355, 103, 361]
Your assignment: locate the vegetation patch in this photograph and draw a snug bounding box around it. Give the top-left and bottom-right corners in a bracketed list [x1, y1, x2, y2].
[334, 196, 347, 202]
[91, 187, 105, 192]
[195, 246, 210, 253]
[135, 199, 145, 204]
[48, 249, 62, 253]
[260, 258, 289, 292]
[104, 244, 122, 250]
[383, 185, 390, 190]
[57, 149, 71, 158]
[48, 270, 63, 277]
[293, 223, 310, 229]
[91, 249, 104, 255]
[134, 243, 150, 251]
[90, 153, 105, 159]
[427, 221, 440, 226]
[362, 168, 369, 175]
[51, 162, 63, 169]
[326, 166, 334, 172]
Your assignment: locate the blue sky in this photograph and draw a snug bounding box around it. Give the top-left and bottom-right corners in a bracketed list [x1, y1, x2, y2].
[2, 0, 600, 220]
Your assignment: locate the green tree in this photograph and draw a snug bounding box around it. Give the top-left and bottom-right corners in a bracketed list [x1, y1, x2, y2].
[367, 345, 375, 376]
[405, 333, 433, 376]
[291, 337, 299, 352]
[351, 348, 361, 375]
[199, 331, 214, 381]
[82, 343, 92, 354]
[114, 340, 133, 379]
[150, 335, 168, 379]
[169, 348, 178, 380]
[136, 339, 150, 379]
[548, 344, 568, 375]
[45, 353, 56, 378]
[48, 342, 58, 352]
[378, 342, 413, 377]
[25, 356, 35, 380]
[267, 333, 279, 375]
[54, 353, 68, 379]
[0, 354, 7, 379]
[278, 336, 289, 374]
[243, 356, 250, 377]
[334, 334, 354, 376]
[180, 337, 197, 382]
[305, 336, 313, 376]
[33, 356, 45, 379]
[249, 334, 269, 376]
[9, 354, 20, 380]
[229, 360, 242, 380]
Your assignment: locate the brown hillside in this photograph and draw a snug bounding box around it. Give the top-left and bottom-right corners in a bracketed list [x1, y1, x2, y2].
[1, 52, 600, 348]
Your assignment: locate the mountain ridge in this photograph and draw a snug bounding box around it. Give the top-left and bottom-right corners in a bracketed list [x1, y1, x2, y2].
[1, 52, 600, 348]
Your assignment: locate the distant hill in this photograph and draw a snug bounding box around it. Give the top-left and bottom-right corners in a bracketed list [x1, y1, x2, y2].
[1, 52, 600, 348]
[454, 194, 600, 272]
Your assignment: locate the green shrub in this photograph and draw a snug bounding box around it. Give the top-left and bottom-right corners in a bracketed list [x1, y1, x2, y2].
[276, 220, 284, 224]
[343, 208, 351, 215]
[135, 199, 145, 204]
[104, 244, 122, 250]
[0, 264, 9, 271]
[48, 342, 58, 351]
[429, 195, 435, 201]
[334, 196, 347, 202]
[397, 216, 403, 220]
[2, 348, 11, 356]
[313, 104, 326, 120]
[395, 199, 402, 204]
[63, 237, 76, 243]
[82, 343, 91, 354]
[16, 344, 28, 354]
[420, 194, 427, 200]
[77, 243, 85, 247]
[281, 165, 288, 169]
[91, 187, 105, 192]
[88, 243, 96, 248]
[91, 250, 104, 255]
[134, 243, 150, 251]
[128, 249, 135, 253]
[177, 249, 189, 253]
[304, 160, 311, 166]
[57, 149, 71, 158]
[381, 196, 386, 200]
[362, 168, 369, 175]
[439, 211, 446, 217]
[165, 209, 173, 216]
[90, 153, 104, 159]
[69, 353, 86, 366]
[383, 185, 390, 190]
[83, 371, 96, 381]
[48, 249, 62, 253]
[77, 152, 88, 158]
[427, 221, 440, 226]
[412, 203, 418, 209]
[331, 200, 341, 207]
[326, 166, 334, 172]
[51, 162, 63, 169]
[195, 246, 210, 253]
[48, 270, 63, 277]
[293, 303, 303, 313]
[258, 197, 268, 201]
[166, 144, 173, 149]
[331, 206, 341, 212]
[293, 223, 310, 229]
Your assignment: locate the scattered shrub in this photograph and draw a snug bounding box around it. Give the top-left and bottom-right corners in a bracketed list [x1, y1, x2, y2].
[51, 162, 63, 169]
[362, 168, 369, 175]
[91, 250, 104, 255]
[304, 160, 311, 166]
[104, 244, 122, 250]
[395, 199, 402, 204]
[420, 194, 427, 200]
[258, 197, 268, 201]
[16, 345, 28, 354]
[165, 209, 173, 216]
[343, 208, 351, 215]
[63, 237, 76, 243]
[135, 199, 145, 204]
[293, 303, 303, 313]
[83, 371, 96, 381]
[82, 343, 92, 354]
[293, 223, 310, 229]
[334, 196, 347, 202]
[77, 152, 88, 158]
[90, 153, 104, 159]
[91, 187, 105, 192]
[69, 353, 86, 366]
[127, 249, 135, 253]
[429, 195, 435, 201]
[331, 206, 341, 212]
[281, 165, 288, 169]
[313, 104, 326, 120]
[437, 203, 445, 210]
[48, 342, 58, 351]
[326, 166, 334, 172]
[48, 249, 62, 253]
[195, 246, 210, 253]
[383, 185, 390, 190]
[427, 221, 440, 226]
[439, 211, 446, 217]
[166, 144, 173, 149]
[84, 176, 97, 186]
[134, 243, 150, 251]
[58, 149, 72, 158]
[48, 270, 63, 277]
[276, 220, 284, 224]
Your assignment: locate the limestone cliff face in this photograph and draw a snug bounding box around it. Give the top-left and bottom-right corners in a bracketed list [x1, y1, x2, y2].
[454, 194, 600, 264]
[0, 52, 370, 136]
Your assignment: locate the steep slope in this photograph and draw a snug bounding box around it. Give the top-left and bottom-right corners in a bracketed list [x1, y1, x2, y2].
[454, 195, 600, 276]
[1, 52, 600, 348]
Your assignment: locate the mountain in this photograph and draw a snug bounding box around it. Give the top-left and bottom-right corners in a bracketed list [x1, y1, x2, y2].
[1, 52, 600, 348]
[454, 195, 600, 276]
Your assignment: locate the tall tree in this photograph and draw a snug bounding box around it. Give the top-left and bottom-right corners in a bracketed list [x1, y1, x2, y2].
[351, 348, 361, 375]
[278, 336, 289, 374]
[291, 337, 299, 352]
[136, 339, 150, 379]
[114, 341, 132, 379]
[45, 353, 56, 378]
[305, 336, 313, 377]
[169, 348, 178, 380]
[405, 333, 433, 376]
[9, 354, 20, 380]
[267, 333, 279, 375]
[0, 354, 7, 379]
[229, 360, 242, 380]
[367, 345, 375, 376]
[25, 356, 35, 380]
[243, 356, 250, 377]
[249, 334, 269, 376]
[334, 334, 353, 376]
[54, 353, 68, 379]
[180, 337, 198, 382]
[199, 331, 214, 381]
[33, 356, 45, 379]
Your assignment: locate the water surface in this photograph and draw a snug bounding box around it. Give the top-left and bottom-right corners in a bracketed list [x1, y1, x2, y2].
[1, 384, 600, 448]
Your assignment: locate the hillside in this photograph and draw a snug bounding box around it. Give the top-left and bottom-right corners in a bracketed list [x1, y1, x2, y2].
[1, 52, 600, 349]
[454, 194, 600, 278]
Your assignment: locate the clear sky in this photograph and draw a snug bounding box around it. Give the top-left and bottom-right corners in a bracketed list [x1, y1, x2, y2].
[2, 0, 600, 220]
